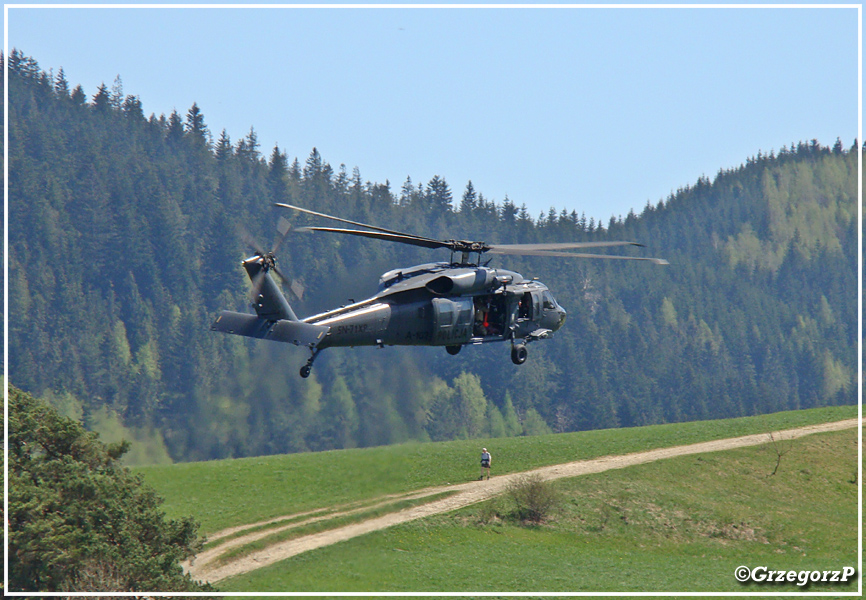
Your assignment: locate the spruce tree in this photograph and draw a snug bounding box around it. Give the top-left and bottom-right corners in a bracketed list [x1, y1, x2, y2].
[8, 386, 211, 592]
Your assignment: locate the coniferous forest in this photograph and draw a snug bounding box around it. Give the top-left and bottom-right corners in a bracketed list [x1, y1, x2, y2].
[6, 50, 858, 463]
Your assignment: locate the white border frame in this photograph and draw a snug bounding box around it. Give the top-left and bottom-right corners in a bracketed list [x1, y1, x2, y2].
[2, 2, 862, 597]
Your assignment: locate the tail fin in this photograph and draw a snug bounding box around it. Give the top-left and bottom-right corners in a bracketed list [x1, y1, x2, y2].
[243, 256, 298, 321]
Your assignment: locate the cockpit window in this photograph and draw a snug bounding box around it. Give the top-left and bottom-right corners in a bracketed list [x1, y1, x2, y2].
[543, 291, 557, 310]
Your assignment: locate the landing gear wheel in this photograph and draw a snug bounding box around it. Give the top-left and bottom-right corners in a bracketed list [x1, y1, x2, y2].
[511, 344, 528, 365]
[299, 347, 323, 379]
[446, 345, 462, 356]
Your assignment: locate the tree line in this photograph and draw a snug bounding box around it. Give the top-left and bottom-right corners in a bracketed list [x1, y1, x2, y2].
[6, 49, 857, 463]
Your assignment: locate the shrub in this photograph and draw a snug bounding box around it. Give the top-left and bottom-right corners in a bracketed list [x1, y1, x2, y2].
[506, 473, 561, 524]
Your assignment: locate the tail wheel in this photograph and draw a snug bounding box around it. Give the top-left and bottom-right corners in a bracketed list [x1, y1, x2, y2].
[511, 344, 528, 365]
[446, 345, 462, 356]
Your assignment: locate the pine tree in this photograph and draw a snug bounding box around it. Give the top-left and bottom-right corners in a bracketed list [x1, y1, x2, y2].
[54, 67, 70, 97]
[109, 75, 124, 109]
[121, 95, 144, 121]
[460, 180, 477, 213]
[215, 129, 232, 161]
[166, 109, 184, 144]
[8, 386, 210, 592]
[426, 175, 453, 214]
[400, 176, 415, 206]
[184, 102, 210, 146]
[70, 84, 86, 105]
[269, 144, 289, 200]
[236, 127, 260, 161]
[91, 82, 111, 112]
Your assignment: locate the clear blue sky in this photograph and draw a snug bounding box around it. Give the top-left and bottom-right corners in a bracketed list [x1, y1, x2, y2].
[4, 2, 860, 223]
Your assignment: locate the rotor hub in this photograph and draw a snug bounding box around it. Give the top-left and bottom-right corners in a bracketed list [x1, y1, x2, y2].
[261, 252, 276, 271]
[242, 251, 277, 275]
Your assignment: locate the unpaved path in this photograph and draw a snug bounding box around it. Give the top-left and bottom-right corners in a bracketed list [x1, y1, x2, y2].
[189, 417, 861, 583]
[184, 487, 453, 572]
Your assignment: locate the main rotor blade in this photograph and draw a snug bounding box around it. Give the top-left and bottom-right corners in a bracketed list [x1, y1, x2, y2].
[487, 241, 644, 254]
[296, 226, 451, 250]
[275, 202, 441, 243]
[497, 247, 669, 265]
[276, 202, 668, 264]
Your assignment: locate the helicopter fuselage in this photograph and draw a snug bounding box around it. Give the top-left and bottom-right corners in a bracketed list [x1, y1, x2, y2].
[302, 262, 567, 350]
[212, 258, 568, 377]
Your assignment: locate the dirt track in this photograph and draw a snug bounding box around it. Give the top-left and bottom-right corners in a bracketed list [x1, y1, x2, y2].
[187, 417, 861, 583]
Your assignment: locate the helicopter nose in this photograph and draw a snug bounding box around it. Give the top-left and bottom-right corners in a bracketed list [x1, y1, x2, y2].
[553, 307, 567, 331]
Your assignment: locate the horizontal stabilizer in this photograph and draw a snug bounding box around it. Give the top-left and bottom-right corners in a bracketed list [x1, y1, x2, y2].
[211, 311, 272, 338]
[212, 311, 329, 346]
[267, 319, 329, 345]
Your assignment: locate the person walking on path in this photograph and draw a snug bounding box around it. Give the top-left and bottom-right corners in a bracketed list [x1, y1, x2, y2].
[480, 447, 492, 480]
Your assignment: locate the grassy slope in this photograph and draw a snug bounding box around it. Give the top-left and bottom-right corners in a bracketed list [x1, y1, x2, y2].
[220, 427, 859, 593]
[138, 405, 857, 535]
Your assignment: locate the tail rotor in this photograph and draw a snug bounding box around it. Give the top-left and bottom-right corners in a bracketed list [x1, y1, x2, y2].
[240, 217, 305, 302]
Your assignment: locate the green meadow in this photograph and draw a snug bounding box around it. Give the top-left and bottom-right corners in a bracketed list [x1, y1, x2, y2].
[137, 405, 859, 593]
[219, 427, 859, 593]
[139, 406, 856, 534]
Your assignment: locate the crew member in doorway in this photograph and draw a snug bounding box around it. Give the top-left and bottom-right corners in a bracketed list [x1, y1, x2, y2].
[474, 297, 490, 336]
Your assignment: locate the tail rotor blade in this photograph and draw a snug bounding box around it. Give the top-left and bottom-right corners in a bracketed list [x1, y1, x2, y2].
[277, 216, 292, 236]
[271, 217, 293, 255]
[289, 279, 305, 300]
[238, 225, 266, 256]
[272, 264, 289, 285]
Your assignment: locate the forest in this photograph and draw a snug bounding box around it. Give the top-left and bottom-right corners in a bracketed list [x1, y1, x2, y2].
[6, 49, 858, 463]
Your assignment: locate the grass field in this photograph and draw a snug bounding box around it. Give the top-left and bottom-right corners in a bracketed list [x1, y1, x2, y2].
[217, 427, 859, 593]
[138, 405, 858, 537]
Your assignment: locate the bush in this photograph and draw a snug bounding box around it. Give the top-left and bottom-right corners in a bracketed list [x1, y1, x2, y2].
[505, 473, 561, 524]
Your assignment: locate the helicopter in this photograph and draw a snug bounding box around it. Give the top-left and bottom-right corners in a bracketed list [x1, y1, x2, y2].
[211, 203, 669, 378]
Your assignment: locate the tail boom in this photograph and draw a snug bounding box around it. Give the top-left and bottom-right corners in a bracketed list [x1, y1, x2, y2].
[211, 311, 329, 346]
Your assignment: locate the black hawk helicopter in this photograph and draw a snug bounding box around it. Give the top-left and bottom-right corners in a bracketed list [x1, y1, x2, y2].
[212, 203, 668, 378]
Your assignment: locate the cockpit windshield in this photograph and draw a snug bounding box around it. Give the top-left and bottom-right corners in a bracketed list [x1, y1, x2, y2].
[542, 291, 558, 310]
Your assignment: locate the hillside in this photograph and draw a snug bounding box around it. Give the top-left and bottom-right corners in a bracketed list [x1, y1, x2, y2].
[219, 425, 857, 593]
[132, 405, 859, 592]
[6, 49, 858, 462]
